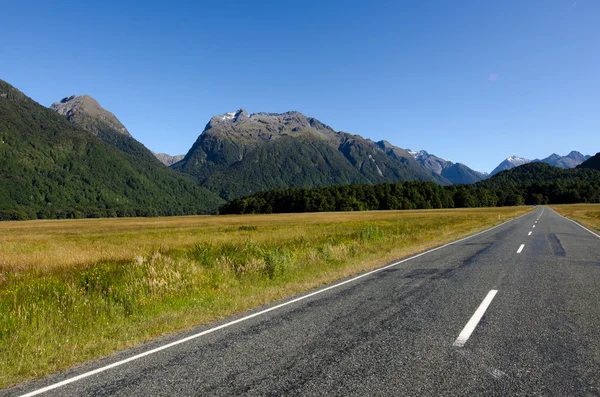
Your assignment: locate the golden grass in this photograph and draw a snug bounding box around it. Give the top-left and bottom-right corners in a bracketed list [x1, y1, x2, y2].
[0, 207, 532, 389]
[550, 204, 600, 232]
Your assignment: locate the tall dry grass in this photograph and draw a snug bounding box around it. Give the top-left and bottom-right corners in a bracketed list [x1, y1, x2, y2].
[0, 207, 532, 388]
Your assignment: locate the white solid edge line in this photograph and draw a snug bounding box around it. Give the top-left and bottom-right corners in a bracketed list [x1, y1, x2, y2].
[550, 208, 600, 239]
[453, 290, 498, 347]
[517, 244, 525, 254]
[528, 231, 532, 236]
[18, 210, 534, 397]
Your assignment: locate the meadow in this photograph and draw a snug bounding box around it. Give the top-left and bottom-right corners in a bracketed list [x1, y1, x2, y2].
[551, 203, 600, 232]
[0, 207, 532, 388]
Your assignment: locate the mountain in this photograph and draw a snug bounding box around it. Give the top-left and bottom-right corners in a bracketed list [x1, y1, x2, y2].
[51, 95, 190, 170]
[490, 152, 591, 176]
[0, 79, 222, 220]
[51, 95, 131, 137]
[407, 150, 452, 175]
[442, 163, 488, 184]
[172, 109, 445, 200]
[153, 152, 185, 166]
[490, 156, 531, 176]
[407, 149, 487, 184]
[478, 162, 600, 189]
[577, 152, 600, 171]
[536, 151, 590, 168]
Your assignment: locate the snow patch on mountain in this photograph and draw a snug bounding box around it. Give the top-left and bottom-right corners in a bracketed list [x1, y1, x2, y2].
[506, 156, 530, 166]
[490, 156, 531, 176]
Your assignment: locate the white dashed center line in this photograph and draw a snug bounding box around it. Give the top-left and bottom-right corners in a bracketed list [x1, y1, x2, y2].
[517, 244, 525, 253]
[453, 290, 498, 347]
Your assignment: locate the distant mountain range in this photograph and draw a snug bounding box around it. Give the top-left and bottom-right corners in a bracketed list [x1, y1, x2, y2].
[153, 152, 185, 166]
[407, 150, 488, 184]
[536, 151, 591, 168]
[45, 97, 596, 203]
[489, 152, 591, 176]
[41, 97, 599, 202]
[1, 76, 598, 220]
[45, 96, 596, 193]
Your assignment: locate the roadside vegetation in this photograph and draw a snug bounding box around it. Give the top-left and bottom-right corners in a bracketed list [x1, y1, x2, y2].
[0, 207, 532, 388]
[551, 204, 600, 232]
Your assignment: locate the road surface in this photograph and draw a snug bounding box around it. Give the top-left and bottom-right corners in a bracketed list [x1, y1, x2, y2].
[6, 207, 600, 396]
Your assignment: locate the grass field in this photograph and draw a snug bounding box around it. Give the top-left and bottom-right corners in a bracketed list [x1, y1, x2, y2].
[550, 204, 600, 232]
[0, 207, 532, 389]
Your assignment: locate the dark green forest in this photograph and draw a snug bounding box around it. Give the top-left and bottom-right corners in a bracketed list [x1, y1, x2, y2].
[220, 163, 600, 214]
[0, 80, 223, 221]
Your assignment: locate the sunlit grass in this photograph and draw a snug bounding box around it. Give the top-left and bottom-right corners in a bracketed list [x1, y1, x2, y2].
[550, 203, 600, 232]
[0, 207, 532, 388]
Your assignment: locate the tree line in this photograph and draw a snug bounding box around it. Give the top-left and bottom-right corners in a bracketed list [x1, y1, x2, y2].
[220, 163, 600, 214]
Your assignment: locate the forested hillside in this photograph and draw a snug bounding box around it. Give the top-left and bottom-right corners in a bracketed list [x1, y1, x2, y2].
[578, 152, 600, 171]
[0, 80, 223, 220]
[220, 162, 600, 214]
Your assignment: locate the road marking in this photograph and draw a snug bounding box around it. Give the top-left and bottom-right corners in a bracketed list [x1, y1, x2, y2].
[17, 212, 534, 397]
[517, 244, 525, 253]
[551, 208, 600, 239]
[453, 290, 498, 347]
[528, 231, 532, 236]
[536, 207, 545, 221]
[533, 225, 535, 228]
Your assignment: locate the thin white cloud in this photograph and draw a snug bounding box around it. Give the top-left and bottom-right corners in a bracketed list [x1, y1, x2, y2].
[569, 2, 577, 10]
[488, 73, 499, 82]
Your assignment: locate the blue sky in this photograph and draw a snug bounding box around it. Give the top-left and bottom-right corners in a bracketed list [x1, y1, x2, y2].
[2, 0, 598, 173]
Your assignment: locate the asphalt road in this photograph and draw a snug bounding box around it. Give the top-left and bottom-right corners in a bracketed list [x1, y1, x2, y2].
[6, 207, 600, 396]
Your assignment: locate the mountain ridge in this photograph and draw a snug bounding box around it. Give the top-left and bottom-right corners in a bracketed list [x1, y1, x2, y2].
[406, 149, 487, 184]
[172, 109, 447, 200]
[490, 151, 590, 176]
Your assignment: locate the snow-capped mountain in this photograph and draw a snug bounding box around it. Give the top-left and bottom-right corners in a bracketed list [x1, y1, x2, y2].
[490, 152, 591, 176]
[490, 156, 531, 176]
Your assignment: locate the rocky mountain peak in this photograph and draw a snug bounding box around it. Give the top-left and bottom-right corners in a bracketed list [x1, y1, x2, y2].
[58, 94, 77, 104]
[203, 109, 326, 143]
[208, 109, 249, 126]
[566, 150, 586, 160]
[153, 152, 185, 166]
[506, 155, 530, 164]
[50, 94, 131, 137]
